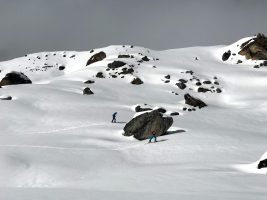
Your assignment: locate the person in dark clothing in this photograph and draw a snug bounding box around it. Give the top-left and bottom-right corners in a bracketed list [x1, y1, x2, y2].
[148, 130, 157, 143]
[111, 112, 117, 123]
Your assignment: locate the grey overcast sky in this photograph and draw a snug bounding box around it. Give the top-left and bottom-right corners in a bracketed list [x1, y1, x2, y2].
[0, 0, 266, 61]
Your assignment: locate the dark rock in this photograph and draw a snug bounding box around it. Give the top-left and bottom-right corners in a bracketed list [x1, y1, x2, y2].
[142, 56, 150, 61]
[119, 67, 134, 75]
[118, 54, 131, 58]
[165, 75, 170, 79]
[0, 71, 32, 86]
[179, 79, 187, 83]
[184, 93, 207, 108]
[111, 75, 117, 78]
[222, 50, 231, 61]
[70, 55, 75, 58]
[86, 51, 106, 66]
[90, 49, 94, 53]
[214, 81, 219, 85]
[183, 107, 187, 111]
[203, 80, 212, 84]
[0, 96, 12, 100]
[123, 110, 173, 140]
[135, 105, 152, 112]
[170, 112, 179, 116]
[237, 60, 242, 64]
[157, 108, 166, 113]
[254, 65, 259, 68]
[84, 80, 95, 84]
[164, 80, 170, 83]
[198, 87, 211, 93]
[263, 61, 267, 66]
[239, 33, 267, 60]
[258, 159, 267, 169]
[176, 82, 186, 90]
[216, 88, 222, 93]
[96, 72, 105, 78]
[108, 61, 126, 69]
[58, 66, 65, 70]
[185, 70, 193, 75]
[196, 82, 202, 86]
[131, 77, 143, 85]
[83, 87, 94, 95]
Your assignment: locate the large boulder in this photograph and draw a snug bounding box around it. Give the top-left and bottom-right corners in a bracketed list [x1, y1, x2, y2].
[108, 61, 126, 69]
[0, 71, 32, 86]
[184, 93, 207, 108]
[86, 51, 106, 66]
[123, 110, 173, 140]
[239, 33, 267, 60]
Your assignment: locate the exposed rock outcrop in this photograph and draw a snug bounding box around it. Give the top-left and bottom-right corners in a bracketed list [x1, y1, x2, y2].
[131, 77, 143, 85]
[0, 71, 32, 86]
[86, 51, 106, 66]
[83, 87, 94, 95]
[135, 105, 152, 112]
[222, 50, 231, 61]
[239, 33, 267, 60]
[184, 93, 207, 108]
[108, 61, 126, 69]
[258, 159, 267, 169]
[123, 110, 173, 140]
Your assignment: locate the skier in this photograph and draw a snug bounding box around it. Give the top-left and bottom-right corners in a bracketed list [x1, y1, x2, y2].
[111, 112, 117, 123]
[148, 130, 157, 143]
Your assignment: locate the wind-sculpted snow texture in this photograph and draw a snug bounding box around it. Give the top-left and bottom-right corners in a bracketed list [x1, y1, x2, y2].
[0, 37, 267, 200]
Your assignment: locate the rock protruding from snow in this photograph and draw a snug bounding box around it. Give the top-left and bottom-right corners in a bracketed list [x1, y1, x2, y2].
[0, 71, 32, 86]
[184, 93, 207, 108]
[123, 110, 173, 140]
[131, 77, 143, 85]
[107, 61, 126, 69]
[222, 50, 231, 61]
[239, 33, 267, 60]
[135, 105, 152, 112]
[0, 95, 12, 100]
[83, 87, 94, 95]
[86, 51, 106, 66]
[258, 159, 267, 169]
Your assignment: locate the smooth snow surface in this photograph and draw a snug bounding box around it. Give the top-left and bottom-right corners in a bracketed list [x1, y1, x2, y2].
[0, 38, 267, 200]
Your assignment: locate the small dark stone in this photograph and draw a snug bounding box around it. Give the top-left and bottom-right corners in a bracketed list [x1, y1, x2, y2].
[90, 49, 94, 53]
[170, 112, 179, 116]
[119, 67, 134, 75]
[0, 96, 12, 100]
[196, 82, 202, 86]
[131, 77, 143, 85]
[58, 66, 65, 70]
[184, 93, 207, 108]
[118, 54, 131, 58]
[258, 159, 267, 169]
[108, 61, 126, 69]
[142, 56, 150, 61]
[198, 87, 211, 93]
[222, 50, 231, 61]
[179, 79, 187, 83]
[96, 72, 105, 78]
[185, 70, 194, 75]
[263, 61, 267, 66]
[183, 107, 187, 111]
[84, 80, 95, 84]
[130, 45, 134, 48]
[135, 105, 152, 112]
[203, 80, 212, 84]
[157, 108, 166, 113]
[237, 60, 242, 64]
[164, 80, 170, 83]
[214, 81, 219, 85]
[70, 55, 75, 58]
[63, 55, 66, 57]
[188, 109, 192, 112]
[111, 75, 117, 78]
[254, 65, 260, 68]
[216, 88, 222, 93]
[165, 75, 170, 79]
[83, 87, 94, 95]
[176, 82, 186, 90]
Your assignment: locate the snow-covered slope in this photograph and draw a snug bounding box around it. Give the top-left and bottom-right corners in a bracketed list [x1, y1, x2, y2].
[0, 37, 267, 200]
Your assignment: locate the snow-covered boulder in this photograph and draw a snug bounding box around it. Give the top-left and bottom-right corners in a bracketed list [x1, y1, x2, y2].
[0, 71, 32, 86]
[123, 110, 173, 140]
